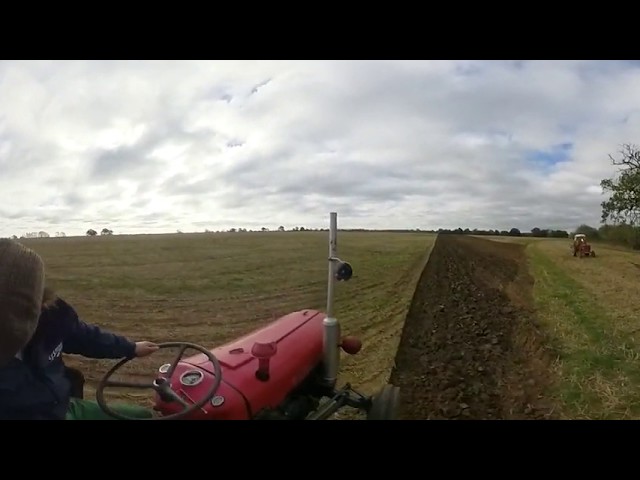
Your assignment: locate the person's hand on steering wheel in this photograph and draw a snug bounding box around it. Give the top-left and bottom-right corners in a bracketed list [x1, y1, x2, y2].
[135, 341, 159, 357]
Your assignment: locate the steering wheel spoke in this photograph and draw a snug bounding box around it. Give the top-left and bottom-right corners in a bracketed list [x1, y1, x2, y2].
[104, 379, 155, 389]
[166, 344, 189, 378]
[161, 387, 191, 409]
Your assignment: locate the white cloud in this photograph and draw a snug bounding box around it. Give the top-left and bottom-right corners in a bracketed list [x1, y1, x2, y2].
[1, 60, 639, 236]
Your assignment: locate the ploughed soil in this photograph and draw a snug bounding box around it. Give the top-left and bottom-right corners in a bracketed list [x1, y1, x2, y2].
[389, 235, 557, 420]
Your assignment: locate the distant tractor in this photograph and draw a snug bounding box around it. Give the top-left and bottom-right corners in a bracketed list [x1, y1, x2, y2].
[572, 234, 596, 258]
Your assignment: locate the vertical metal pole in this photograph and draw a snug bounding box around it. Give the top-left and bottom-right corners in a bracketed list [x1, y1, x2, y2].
[322, 212, 340, 386]
[326, 212, 337, 318]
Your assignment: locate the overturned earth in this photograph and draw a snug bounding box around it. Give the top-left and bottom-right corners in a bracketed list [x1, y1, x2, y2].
[388, 234, 557, 420]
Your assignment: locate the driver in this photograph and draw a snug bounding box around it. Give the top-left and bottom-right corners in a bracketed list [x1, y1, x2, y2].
[0, 238, 160, 420]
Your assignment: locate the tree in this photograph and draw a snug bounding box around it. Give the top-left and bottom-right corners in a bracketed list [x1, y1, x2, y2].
[548, 230, 569, 238]
[101, 228, 113, 235]
[601, 144, 640, 227]
[574, 224, 599, 239]
[86, 229, 97, 236]
[600, 144, 640, 248]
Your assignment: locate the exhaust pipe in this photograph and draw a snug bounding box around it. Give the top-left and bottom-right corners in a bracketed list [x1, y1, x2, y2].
[322, 212, 340, 387]
[322, 212, 354, 387]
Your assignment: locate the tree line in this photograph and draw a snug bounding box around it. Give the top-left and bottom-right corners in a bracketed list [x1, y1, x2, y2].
[433, 227, 570, 238]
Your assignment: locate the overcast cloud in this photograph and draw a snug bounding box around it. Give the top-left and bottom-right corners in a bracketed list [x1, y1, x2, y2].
[1, 60, 639, 237]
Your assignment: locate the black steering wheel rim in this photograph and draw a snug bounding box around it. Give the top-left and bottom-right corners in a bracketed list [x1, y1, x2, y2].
[95, 341, 223, 420]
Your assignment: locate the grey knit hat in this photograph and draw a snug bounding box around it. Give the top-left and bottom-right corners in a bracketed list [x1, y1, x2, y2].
[0, 239, 45, 367]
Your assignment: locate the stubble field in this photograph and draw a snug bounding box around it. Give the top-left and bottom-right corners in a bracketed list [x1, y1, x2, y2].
[23, 231, 434, 412]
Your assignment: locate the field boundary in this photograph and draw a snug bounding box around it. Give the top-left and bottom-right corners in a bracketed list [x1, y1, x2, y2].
[341, 234, 440, 393]
[386, 234, 439, 381]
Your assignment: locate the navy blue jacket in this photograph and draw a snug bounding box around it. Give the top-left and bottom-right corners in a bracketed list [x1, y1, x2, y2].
[0, 298, 136, 420]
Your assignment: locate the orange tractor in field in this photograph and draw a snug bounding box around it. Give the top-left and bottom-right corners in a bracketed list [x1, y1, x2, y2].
[572, 233, 596, 258]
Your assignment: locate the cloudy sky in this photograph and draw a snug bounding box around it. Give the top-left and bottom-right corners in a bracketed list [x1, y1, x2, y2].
[1, 60, 638, 237]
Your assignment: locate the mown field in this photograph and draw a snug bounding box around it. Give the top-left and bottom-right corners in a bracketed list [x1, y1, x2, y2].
[481, 235, 640, 419]
[22, 231, 435, 410]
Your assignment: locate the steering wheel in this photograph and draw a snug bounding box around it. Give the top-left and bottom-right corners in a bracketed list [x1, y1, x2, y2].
[95, 341, 223, 420]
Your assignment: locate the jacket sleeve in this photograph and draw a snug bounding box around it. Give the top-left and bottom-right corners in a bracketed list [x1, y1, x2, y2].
[62, 304, 136, 359]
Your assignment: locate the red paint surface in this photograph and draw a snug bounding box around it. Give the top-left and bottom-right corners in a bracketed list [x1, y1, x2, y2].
[153, 309, 326, 419]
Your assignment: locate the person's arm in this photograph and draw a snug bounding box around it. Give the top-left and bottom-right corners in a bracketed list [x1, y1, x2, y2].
[62, 308, 136, 360]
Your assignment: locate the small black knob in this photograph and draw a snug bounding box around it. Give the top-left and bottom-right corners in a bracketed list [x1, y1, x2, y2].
[336, 262, 353, 281]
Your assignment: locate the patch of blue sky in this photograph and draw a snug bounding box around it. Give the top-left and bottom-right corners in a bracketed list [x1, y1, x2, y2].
[525, 142, 573, 171]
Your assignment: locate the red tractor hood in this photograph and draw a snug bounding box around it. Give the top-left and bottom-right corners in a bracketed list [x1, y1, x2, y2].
[153, 309, 327, 419]
[190, 309, 324, 371]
